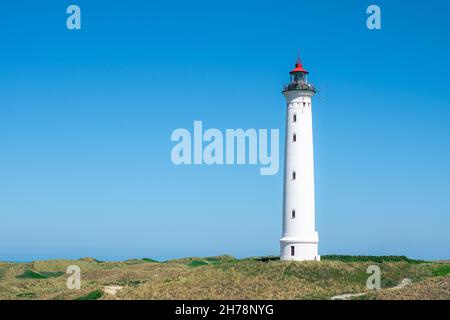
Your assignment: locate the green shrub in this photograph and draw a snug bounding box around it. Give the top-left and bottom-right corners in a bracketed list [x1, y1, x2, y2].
[17, 269, 65, 279]
[187, 260, 209, 268]
[251, 256, 280, 263]
[432, 265, 450, 277]
[204, 256, 235, 265]
[17, 270, 48, 279]
[75, 290, 103, 300]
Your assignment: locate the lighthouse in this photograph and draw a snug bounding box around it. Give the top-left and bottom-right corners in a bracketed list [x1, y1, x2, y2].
[280, 57, 320, 261]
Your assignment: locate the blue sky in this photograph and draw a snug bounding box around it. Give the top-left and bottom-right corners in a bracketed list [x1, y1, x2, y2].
[1, 0, 449, 261]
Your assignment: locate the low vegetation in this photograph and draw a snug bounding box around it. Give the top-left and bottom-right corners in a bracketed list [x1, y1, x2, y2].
[16, 270, 65, 279]
[432, 265, 450, 277]
[0, 255, 448, 300]
[75, 290, 103, 300]
[322, 255, 426, 264]
[142, 258, 158, 263]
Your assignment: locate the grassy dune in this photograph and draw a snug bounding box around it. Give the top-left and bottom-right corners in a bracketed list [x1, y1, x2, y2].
[0, 256, 449, 300]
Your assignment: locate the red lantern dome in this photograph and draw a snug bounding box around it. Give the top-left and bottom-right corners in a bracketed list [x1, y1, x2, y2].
[289, 56, 309, 74]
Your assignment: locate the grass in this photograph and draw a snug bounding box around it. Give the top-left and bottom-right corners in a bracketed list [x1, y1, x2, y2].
[79, 257, 103, 263]
[0, 266, 7, 281]
[16, 292, 37, 298]
[322, 255, 427, 264]
[1, 255, 448, 300]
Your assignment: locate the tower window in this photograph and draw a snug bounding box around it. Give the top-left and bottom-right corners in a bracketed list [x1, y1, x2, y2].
[291, 209, 296, 219]
[293, 114, 297, 122]
[293, 134, 296, 142]
[292, 171, 296, 180]
[291, 246, 295, 256]
[303, 102, 306, 106]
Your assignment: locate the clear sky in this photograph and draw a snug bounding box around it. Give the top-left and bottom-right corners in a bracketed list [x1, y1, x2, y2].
[1, 0, 449, 261]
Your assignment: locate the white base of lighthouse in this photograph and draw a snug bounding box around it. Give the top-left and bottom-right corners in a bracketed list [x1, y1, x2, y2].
[280, 235, 320, 261]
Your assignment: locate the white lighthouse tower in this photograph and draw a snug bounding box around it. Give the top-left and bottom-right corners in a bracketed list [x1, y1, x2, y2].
[280, 57, 320, 261]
